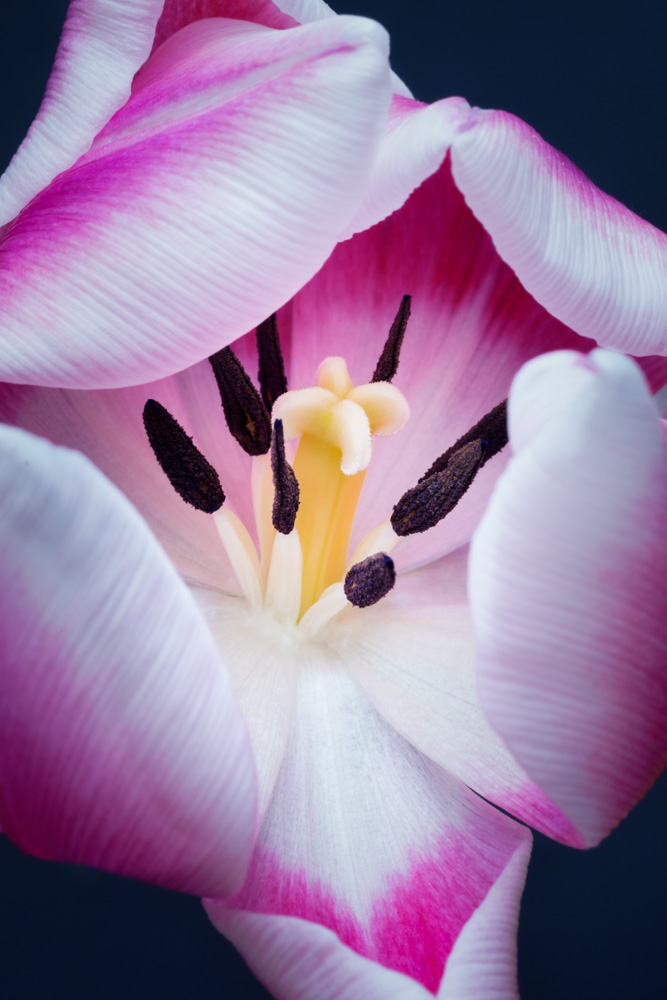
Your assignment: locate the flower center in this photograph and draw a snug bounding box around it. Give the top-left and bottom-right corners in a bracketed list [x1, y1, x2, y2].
[142, 297, 509, 641]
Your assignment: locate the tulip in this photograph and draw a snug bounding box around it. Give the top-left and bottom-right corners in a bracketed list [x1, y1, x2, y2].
[2, 1, 667, 998]
[3, 344, 666, 998]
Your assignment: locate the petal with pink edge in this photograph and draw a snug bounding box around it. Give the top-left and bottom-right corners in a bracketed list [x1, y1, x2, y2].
[270, 1, 411, 96]
[436, 835, 531, 1000]
[0, 16, 391, 389]
[1, 0, 345, 224]
[333, 546, 583, 846]
[205, 827, 531, 999]
[212, 657, 528, 992]
[450, 110, 667, 356]
[154, 0, 299, 49]
[342, 96, 667, 357]
[0, 424, 257, 896]
[153, 1, 411, 94]
[340, 94, 471, 239]
[153, 0, 333, 49]
[0, 0, 346, 226]
[208, 911, 432, 999]
[0, 0, 164, 225]
[470, 349, 667, 847]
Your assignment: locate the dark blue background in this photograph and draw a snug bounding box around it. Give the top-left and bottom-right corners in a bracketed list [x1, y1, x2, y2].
[1, 2, 666, 997]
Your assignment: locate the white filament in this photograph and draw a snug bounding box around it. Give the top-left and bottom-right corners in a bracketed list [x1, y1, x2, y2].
[348, 518, 400, 570]
[213, 508, 263, 611]
[265, 529, 303, 626]
[297, 582, 349, 642]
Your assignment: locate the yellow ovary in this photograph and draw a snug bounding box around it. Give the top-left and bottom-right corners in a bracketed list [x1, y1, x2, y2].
[292, 433, 366, 616]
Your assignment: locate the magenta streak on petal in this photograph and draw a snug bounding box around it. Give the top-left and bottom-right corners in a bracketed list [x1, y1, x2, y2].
[636, 354, 667, 393]
[497, 783, 585, 848]
[230, 851, 367, 956]
[367, 837, 489, 992]
[227, 831, 510, 993]
[152, 0, 298, 52]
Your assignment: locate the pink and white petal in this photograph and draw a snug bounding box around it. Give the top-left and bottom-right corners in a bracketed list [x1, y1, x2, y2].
[206, 832, 530, 1000]
[270, 155, 592, 571]
[208, 910, 433, 999]
[340, 94, 471, 239]
[153, 1, 410, 93]
[0, 16, 391, 389]
[437, 835, 531, 1000]
[214, 658, 529, 991]
[0, 359, 261, 590]
[268, 0, 411, 99]
[0, 0, 164, 226]
[153, 0, 345, 45]
[153, 0, 299, 47]
[267, 1, 411, 96]
[332, 546, 582, 846]
[470, 349, 667, 847]
[451, 110, 667, 357]
[0, 424, 257, 895]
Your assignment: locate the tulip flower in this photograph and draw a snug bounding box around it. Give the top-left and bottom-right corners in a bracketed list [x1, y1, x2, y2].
[2, 1, 667, 998]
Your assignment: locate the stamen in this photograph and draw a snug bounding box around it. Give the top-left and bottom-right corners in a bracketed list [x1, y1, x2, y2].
[391, 439, 486, 536]
[297, 583, 348, 641]
[420, 399, 507, 482]
[251, 452, 276, 580]
[143, 399, 225, 513]
[344, 552, 396, 608]
[348, 518, 399, 569]
[256, 313, 288, 412]
[265, 529, 303, 626]
[213, 508, 263, 610]
[372, 294, 412, 383]
[271, 419, 300, 535]
[209, 346, 271, 456]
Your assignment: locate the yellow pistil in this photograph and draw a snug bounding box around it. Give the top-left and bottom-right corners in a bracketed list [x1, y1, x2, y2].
[292, 433, 366, 615]
[273, 356, 409, 617]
